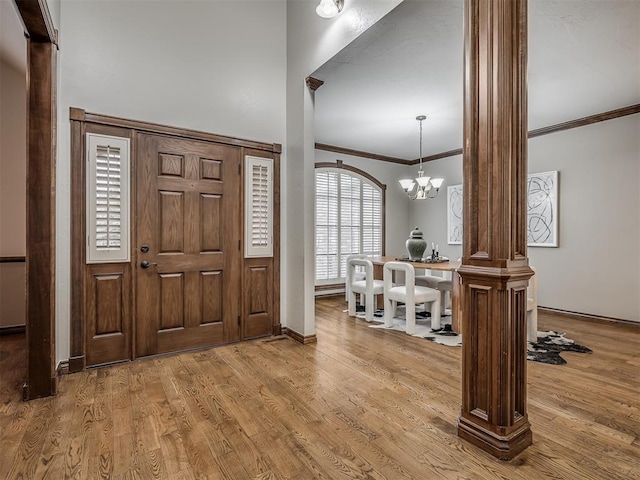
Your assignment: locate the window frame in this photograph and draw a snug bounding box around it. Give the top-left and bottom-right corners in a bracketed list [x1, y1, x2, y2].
[245, 155, 274, 258]
[86, 132, 131, 264]
[314, 160, 386, 286]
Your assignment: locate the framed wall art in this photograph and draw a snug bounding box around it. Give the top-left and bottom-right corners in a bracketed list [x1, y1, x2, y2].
[527, 170, 559, 247]
[447, 184, 463, 245]
[446, 171, 559, 247]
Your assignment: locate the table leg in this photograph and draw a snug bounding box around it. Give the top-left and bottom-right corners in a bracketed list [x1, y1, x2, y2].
[452, 270, 462, 334]
[374, 263, 384, 309]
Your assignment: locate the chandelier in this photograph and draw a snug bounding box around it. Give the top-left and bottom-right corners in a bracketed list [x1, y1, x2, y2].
[399, 115, 444, 200]
[316, 0, 344, 18]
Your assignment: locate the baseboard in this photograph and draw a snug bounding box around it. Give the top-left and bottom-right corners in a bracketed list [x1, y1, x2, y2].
[539, 306, 639, 326]
[283, 327, 318, 344]
[315, 283, 343, 292]
[315, 291, 345, 298]
[68, 355, 85, 373]
[57, 360, 70, 376]
[315, 284, 345, 297]
[0, 325, 26, 336]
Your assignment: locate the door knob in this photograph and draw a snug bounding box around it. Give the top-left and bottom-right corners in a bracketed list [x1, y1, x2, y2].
[140, 260, 157, 269]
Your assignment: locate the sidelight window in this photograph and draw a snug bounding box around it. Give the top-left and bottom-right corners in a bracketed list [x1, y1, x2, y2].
[245, 155, 274, 257]
[86, 133, 130, 263]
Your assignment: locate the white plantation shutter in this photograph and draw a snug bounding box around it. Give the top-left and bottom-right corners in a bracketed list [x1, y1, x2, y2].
[315, 170, 340, 280]
[315, 167, 383, 284]
[245, 156, 273, 257]
[361, 182, 382, 256]
[340, 174, 361, 278]
[86, 133, 130, 263]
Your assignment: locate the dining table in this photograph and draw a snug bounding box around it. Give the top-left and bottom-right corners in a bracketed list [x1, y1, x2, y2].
[369, 256, 463, 334]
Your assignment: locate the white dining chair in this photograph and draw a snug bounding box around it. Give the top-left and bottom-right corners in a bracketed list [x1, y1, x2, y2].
[383, 261, 441, 335]
[527, 266, 538, 343]
[347, 258, 384, 322]
[415, 271, 452, 313]
[345, 254, 366, 302]
[414, 257, 461, 314]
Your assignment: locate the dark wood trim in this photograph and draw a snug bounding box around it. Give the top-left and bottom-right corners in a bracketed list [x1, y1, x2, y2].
[0, 256, 26, 263]
[70, 121, 134, 372]
[315, 143, 411, 165]
[408, 148, 464, 165]
[315, 283, 344, 292]
[69, 115, 85, 373]
[457, 0, 532, 459]
[69, 106, 85, 121]
[283, 328, 318, 345]
[0, 325, 26, 335]
[68, 355, 85, 374]
[315, 159, 387, 191]
[306, 76, 325, 91]
[130, 131, 139, 360]
[240, 146, 281, 341]
[72, 108, 278, 153]
[14, 0, 57, 44]
[319, 104, 640, 166]
[273, 149, 281, 336]
[70, 110, 281, 370]
[23, 16, 57, 399]
[538, 306, 640, 327]
[56, 360, 69, 376]
[528, 104, 640, 138]
[315, 160, 387, 256]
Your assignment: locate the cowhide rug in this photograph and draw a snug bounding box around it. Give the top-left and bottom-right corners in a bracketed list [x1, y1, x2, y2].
[527, 330, 592, 365]
[362, 307, 592, 365]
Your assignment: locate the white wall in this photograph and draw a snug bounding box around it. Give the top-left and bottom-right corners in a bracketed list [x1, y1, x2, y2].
[0, 59, 27, 328]
[285, 0, 403, 337]
[55, 0, 287, 364]
[0, 59, 26, 257]
[46, 0, 60, 31]
[413, 114, 640, 322]
[406, 155, 463, 262]
[0, 263, 26, 328]
[314, 149, 410, 258]
[528, 115, 639, 322]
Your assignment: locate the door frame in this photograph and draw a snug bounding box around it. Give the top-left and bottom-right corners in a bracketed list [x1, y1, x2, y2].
[14, 0, 58, 400]
[69, 109, 281, 371]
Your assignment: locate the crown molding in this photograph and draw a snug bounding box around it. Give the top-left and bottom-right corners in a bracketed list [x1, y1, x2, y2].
[528, 103, 640, 139]
[306, 76, 325, 91]
[314, 143, 411, 165]
[317, 104, 640, 166]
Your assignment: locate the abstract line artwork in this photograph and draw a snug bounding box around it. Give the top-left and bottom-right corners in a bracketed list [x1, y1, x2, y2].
[446, 171, 559, 247]
[447, 184, 463, 244]
[527, 171, 558, 247]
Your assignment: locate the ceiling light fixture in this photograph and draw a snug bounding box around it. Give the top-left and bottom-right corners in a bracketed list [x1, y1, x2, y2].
[316, 0, 344, 18]
[399, 115, 444, 200]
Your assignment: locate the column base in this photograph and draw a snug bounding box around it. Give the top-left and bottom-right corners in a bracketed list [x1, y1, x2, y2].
[457, 415, 533, 460]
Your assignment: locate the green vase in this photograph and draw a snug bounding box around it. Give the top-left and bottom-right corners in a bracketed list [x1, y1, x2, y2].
[406, 227, 427, 261]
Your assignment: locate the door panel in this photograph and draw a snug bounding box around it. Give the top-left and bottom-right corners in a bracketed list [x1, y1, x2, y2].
[86, 263, 131, 366]
[136, 133, 241, 357]
[243, 259, 274, 339]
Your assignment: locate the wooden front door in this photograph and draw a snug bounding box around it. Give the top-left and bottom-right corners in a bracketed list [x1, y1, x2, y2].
[135, 133, 241, 357]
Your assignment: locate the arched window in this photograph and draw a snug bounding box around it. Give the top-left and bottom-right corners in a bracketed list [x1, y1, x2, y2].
[315, 161, 385, 285]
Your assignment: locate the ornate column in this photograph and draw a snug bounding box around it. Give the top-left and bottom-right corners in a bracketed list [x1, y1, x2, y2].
[457, 0, 533, 459]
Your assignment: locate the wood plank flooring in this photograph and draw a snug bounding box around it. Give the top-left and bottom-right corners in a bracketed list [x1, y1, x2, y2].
[0, 297, 638, 479]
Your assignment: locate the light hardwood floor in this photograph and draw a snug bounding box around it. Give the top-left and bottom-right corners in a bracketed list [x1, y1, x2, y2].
[0, 297, 638, 479]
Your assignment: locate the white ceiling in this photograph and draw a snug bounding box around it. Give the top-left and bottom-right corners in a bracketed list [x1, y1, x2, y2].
[312, 0, 640, 160]
[1, 0, 637, 158]
[0, 0, 26, 72]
